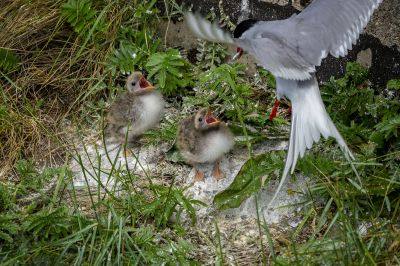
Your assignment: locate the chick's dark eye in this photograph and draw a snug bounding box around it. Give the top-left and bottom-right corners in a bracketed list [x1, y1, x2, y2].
[131, 82, 136, 86]
[198, 117, 203, 122]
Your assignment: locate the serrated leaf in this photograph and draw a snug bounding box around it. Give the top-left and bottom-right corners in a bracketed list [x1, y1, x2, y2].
[105, 41, 143, 75]
[166, 66, 181, 77]
[387, 79, 400, 90]
[158, 69, 166, 88]
[145, 49, 192, 95]
[168, 60, 185, 66]
[61, 0, 107, 41]
[146, 54, 164, 66]
[375, 115, 400, 139]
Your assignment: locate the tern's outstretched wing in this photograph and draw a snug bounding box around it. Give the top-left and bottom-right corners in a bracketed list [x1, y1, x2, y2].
[185, 0, 382, 80]
[184, 12, 234, 44]
[296, 0, 382, 59]
[237, 0, 382, 79]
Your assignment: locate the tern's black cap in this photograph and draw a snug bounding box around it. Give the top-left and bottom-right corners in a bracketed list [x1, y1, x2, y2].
[233, 19, 258, 38]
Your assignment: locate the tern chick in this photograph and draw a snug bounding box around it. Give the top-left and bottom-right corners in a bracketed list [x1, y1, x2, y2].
[106, 72, 165, 148]
[177, 108, 234, 182]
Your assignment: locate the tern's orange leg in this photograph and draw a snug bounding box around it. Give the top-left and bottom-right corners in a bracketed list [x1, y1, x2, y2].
[269, 99, 281, 121]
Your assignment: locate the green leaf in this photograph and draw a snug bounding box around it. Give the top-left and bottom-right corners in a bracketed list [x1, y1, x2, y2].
[387, 79, 400, 90]
[375, 115, 400, 139]
[258, 67, 276, 89]
[196, 41, 229, 69]
[105, 41, 144, 75]
[213, 151, 285, 210]
[146, 54, 164, 67]
[344, 62, 368, 86]
[61, 0, 107, 42]
[0, 48, 19, 72]
[173, 190, 197, 224]
[0, 214, 18, 242]
[166, 66, 181, 77]
[145, 49, 192, 96]
[167, 60, 185, 67]
[158, 69, 166, 88]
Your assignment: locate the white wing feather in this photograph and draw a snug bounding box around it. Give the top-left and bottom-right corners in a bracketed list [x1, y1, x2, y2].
[296, 0, 382, 61]
[184, 12, 234, 44]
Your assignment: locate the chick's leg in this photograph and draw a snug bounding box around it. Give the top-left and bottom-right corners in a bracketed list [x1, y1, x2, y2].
[212, 160, 225, 180]
[123, 146, 131, 157]
[123, 135, 141, 157]
[193, 164, 205, 182]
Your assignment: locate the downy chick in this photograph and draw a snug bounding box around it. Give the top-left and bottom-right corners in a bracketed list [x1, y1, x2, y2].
[106, 72, 165, 147]
[177, 108, 234, 181]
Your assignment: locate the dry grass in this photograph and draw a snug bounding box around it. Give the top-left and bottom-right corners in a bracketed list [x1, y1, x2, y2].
[0, 0, 120, 178]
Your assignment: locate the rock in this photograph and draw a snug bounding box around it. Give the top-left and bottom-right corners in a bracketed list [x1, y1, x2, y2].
[70, 128, 311, 226]
[261, 0, 289, 7]
[183, 139, 309, 225]
[357, 48, 373, 69]
[291, 0, 310, 10]
[157, 20, 198, 51]
[366, 0, 400, 49]
[70, 140, 166, 188]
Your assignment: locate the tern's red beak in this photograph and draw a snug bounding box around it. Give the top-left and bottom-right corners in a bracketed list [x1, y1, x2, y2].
[205, 110, 220, 126]
[139, 76, 155, 92]
[232, 47, 244, 61]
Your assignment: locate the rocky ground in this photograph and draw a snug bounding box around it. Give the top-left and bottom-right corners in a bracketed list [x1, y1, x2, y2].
[69, 119, 307, 264]
[70, 126, 309, 222]
[69, 0, 399, 262]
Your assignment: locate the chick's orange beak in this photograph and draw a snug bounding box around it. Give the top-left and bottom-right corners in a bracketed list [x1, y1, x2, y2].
[139, 76, 155, 91]
[205, 110, 220, 126]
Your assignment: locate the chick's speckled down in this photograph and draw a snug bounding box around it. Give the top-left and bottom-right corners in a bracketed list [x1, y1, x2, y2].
[177, 109, 234, 164]
[106, 72, 164, 143]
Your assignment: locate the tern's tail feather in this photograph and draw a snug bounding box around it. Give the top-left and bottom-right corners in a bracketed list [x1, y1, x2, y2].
[268, 76, 354, 207]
